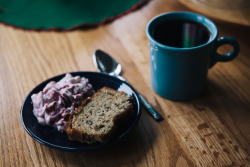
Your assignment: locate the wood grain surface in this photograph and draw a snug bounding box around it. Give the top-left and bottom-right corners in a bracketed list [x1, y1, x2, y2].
[0, 0, 250, 166]
[178, 0, 250, 27]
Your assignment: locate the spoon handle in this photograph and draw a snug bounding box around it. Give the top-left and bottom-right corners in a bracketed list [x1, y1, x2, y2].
[138, 94, 163, 121]
[117, 76, 163, 120]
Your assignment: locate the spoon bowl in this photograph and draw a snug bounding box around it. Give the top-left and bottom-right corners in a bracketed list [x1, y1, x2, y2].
[93, 50, 122, 77]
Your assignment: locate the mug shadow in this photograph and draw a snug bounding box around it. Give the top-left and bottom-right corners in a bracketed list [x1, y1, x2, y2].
[49, 110, 157, 167]
[177, 78, 250, 114]
[177, 77, 250, 147]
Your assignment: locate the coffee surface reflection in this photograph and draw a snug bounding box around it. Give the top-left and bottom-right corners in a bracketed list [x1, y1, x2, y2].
[153, 20, 210, 48]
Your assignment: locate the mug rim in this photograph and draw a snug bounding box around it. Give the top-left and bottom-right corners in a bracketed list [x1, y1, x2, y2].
[146, 11, 218, 50]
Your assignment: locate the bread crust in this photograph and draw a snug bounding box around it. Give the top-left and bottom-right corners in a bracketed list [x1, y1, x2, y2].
[66, 87, 133, 144]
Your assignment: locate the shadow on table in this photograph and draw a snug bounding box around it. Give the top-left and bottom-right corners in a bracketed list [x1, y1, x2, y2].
[188, 78, 250, 111]
[50, 111, 158, 166]
[178, 78, 250, 138]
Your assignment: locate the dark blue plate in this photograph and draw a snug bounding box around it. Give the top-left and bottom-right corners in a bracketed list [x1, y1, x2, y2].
[20, 71, 141, 151]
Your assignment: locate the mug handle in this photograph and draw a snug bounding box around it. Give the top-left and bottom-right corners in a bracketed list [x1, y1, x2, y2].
[209, 36, 240, 68]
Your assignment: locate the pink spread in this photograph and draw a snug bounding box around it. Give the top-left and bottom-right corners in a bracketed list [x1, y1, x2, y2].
[31, 73, 95, 132]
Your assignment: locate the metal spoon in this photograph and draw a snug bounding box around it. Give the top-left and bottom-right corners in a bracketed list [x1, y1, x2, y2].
[93, 49, 163, 121]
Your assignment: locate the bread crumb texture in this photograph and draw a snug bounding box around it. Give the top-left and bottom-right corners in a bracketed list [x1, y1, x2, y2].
[66, 87, 133, 144]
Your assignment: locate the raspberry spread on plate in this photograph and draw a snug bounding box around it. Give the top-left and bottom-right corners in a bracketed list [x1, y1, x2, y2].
[31, 73, 95, 132]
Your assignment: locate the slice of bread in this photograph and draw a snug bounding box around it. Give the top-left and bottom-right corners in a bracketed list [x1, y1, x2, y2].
[66, 87, 133, 144]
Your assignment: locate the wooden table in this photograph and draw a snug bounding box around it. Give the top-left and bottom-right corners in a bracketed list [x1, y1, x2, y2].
[1, 0, 249, 166]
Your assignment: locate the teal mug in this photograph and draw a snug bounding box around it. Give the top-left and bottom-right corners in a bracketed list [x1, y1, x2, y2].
[146, 11, 239, 101]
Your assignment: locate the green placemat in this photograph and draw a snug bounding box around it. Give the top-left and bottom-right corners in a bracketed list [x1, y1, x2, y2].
[0, 0, 149, 30]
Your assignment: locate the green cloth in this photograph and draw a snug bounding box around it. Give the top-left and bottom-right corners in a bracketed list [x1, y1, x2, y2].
[0, 0, 148, 30]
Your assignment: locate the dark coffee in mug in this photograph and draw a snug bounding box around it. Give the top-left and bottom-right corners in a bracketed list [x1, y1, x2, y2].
[153, 20, 210, 48]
